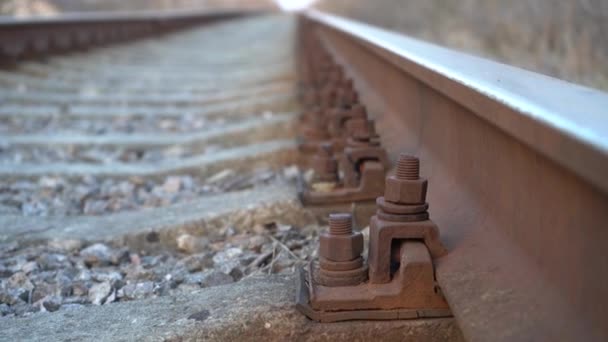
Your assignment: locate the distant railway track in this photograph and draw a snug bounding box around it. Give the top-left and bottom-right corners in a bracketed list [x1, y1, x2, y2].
[0, 8, 606, 342]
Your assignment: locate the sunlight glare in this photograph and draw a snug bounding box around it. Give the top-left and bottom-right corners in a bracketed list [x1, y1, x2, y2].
[275, 0, 318, 11]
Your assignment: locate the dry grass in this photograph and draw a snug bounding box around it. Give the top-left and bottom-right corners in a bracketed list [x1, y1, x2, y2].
[316, 0, 608, 91]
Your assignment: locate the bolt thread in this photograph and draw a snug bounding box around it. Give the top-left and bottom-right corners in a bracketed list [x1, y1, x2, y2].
[396, 154, 419, 180]
[329, 213, 352, 235]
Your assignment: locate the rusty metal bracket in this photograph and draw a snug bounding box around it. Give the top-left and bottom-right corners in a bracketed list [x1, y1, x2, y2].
[299, 159, 385, 205]
[296, 155, 451, 322]
[295, 259, 451, 323]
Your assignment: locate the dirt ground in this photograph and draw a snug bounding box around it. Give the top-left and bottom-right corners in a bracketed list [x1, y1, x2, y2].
[316, 0, 608, 91]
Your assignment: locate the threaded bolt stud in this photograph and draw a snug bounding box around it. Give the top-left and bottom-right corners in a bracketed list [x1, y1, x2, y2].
[329, 213, 352, 235]
[396, 154, 419, 180]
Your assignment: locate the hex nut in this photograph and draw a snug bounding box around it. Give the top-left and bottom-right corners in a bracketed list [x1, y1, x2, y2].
[317, 264, 368, 287]
[319, 256, 364, 271]
[319, 232, 364, 262]
[384, 176, 427, 204]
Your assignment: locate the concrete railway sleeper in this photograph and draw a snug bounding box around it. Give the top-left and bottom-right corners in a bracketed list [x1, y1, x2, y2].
[0, 8, 606, 342]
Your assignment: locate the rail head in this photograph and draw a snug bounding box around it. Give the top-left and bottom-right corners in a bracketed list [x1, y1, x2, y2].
[302, 10, 608, 342]
[305, 9, 608, 195]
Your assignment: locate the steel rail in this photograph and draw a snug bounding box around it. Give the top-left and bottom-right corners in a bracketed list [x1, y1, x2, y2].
[302, 10, 608, 342]
[0, 9, 258, 61]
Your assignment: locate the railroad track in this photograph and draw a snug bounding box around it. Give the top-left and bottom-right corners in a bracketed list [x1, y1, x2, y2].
[0, 8, 607, 342]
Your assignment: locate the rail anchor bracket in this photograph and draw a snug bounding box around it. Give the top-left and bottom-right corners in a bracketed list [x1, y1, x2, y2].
[296, 154, 452, 322]
[296, 240, 451, 322]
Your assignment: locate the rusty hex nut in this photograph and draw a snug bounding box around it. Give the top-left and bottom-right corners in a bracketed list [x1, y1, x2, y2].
[312, 155, 337, 174]
[384, 175, 428, 204]
[312, 143, 337, 174]
[319, 232, 364, 262]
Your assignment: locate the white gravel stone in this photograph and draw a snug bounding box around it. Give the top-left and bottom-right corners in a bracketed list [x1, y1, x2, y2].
[176, 234, 210, 254]
[88, 282, 112, 305]
[48, 239, 84, 253]
[212, 247, 243, 275]
[119, 282, 155, 300]
[80, 243, 112, 267]
[162, 176, 182, 193]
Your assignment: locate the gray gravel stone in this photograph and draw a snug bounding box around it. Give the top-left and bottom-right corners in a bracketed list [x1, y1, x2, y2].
[0, 265, 11, 278]
[199, 270, 234, 288]
[31, 282, 59, 303]
[0, 303, 11, 316]
[212, 247, 243, 275]
[6, 272, 34, 292]
[91, 270, 123, 286]
[20, 261, 38, 274]
[0, 287, 22, 306]
[83, 199, 108, 215]
[176, 253, 213, 273]
[41, 296, 62, 312]
[72, 281, 89, 297]
[123, 265, 155, 282]
[4, 255, 27, 274]
[168, 266, 189, 284]
[37, 253, 70, 270]
[71, 281, 89, 297]
[76, 269, 93, 282]
[119, 282, 155, 300]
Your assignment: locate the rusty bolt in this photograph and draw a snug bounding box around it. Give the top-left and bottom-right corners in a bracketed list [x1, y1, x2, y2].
[328, 67, 343, 84]
[346, 118, 379, 144]
[319, 213, 364, 262]
[350, 104, 368, 120]
[346, 118, 369, 140]
[312, 143, 338, 181]
[336, 88, 359, 107]
[384, 154, 428, 205]
[319, 88, 336, 108]
[317, 213, 368, 287]
[341, 78, 353, 90]
[343, 89, 359, 106]
[302, 108, 327, 132]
